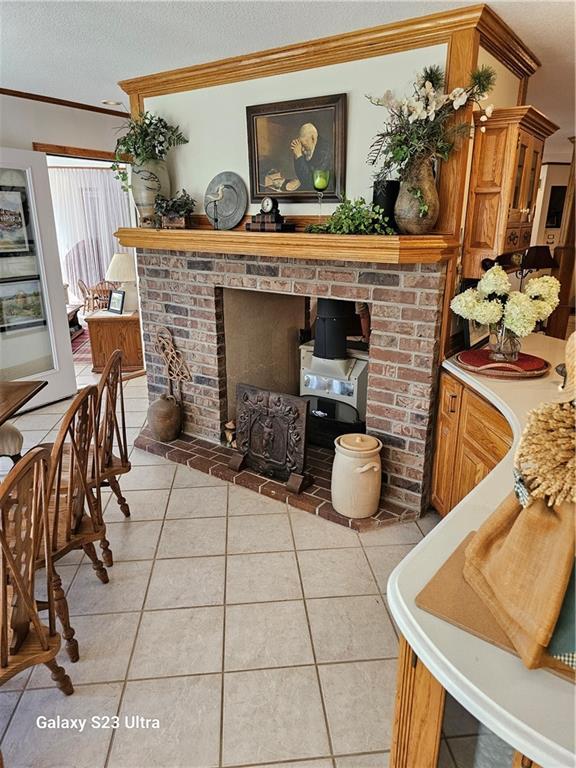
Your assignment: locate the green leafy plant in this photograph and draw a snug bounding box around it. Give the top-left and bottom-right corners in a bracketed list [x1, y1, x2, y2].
[111, 111, 188, 190]
[306, 198, 395, 235]
[408, 186, 429, 218]
[367, 64, 496, 184]
[154, 189, 197, 219]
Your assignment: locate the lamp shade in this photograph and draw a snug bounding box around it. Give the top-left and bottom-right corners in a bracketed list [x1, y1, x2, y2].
[105, 252, 136, 282]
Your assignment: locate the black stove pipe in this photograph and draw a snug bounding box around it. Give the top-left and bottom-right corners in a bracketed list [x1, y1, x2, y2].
[313, 299, 356, 360]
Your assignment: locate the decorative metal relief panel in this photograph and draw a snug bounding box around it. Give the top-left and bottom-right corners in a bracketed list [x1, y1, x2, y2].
[235, 384, 309, 481]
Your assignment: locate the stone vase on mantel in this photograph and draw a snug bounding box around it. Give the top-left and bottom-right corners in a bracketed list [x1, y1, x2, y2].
[394, 159, 439, 235]
[130, 160, 170, 227]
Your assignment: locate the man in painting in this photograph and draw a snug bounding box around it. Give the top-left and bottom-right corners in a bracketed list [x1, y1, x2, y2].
[289, 122, 332, 190]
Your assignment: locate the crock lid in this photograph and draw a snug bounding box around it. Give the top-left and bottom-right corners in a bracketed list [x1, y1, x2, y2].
[338, 434, 380, 451]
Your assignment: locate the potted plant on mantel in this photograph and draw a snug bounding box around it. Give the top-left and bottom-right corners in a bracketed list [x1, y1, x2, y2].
[367, 64, 496, 235]
[155, 189, 197, 229]
[111, 112, 188, 227]
[306, 197, 395, 235]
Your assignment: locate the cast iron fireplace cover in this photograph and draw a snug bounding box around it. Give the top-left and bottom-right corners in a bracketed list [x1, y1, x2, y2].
[228, 383, 313, 493]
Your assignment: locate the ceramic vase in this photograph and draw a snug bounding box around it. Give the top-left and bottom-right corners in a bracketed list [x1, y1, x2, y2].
[147, 394, 182, 442]
[131, 160, 170, 227]
[394, 160, 439, 235]
[372, 179, 400, 231]
[488, 323, 521, 362]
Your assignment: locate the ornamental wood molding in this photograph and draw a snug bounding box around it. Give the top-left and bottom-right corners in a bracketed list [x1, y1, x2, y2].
[118, 4, 539, 106]
[114, 227, 458, 264]
[471, 105, 559, 140]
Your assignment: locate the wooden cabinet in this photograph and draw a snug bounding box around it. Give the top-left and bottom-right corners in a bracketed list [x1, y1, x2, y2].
[431, 373, 462, 514]
[431, 371, 513, 516]
[85, 311, 144, 373]
[462, 106, 557, 278]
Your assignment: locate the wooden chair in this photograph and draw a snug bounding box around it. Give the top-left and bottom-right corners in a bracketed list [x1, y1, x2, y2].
[0, 447, 73, 695]
[41, 385, 113, 661]
[77, 278, 92, 313]
[91, 280, 118, 310]
[95, 350, 131, 517]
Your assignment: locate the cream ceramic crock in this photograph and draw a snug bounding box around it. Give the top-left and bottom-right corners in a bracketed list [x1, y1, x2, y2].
[331, 433, 383, 519]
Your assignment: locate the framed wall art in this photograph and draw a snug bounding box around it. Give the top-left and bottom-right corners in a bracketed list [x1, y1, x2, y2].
[0, 277, 47, 332]
[0, 184, 31, 256]
[246, 93, 347, 203]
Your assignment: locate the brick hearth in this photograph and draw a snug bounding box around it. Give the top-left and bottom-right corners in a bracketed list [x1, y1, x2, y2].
[135, 249, 447, 519]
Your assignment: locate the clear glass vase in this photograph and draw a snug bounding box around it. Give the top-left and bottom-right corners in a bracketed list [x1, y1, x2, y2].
[488, 323, 521, 362]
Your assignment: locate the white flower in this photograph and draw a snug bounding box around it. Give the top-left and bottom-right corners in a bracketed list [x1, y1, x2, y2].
[477, 265, 511, 297]
[472, 299, 504, 325]
[480, 127, 486, 133]
[484, 104, 494, 117]
[525, 275, 561, 303]
[451, 288, 480, 320]
[480, 115, 488, 122]
[503, 292, 538, 337]
[407, 99, 427, 123]
[369, 89, 396, 108]
[450, 87, 468, 110]
[531, 297, 559, 321]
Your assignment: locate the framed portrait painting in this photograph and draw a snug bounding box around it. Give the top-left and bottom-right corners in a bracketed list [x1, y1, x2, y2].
[246, 93, 347, 203]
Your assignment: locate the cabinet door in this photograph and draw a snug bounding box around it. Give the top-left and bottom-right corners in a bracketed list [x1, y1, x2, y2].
[451, 388, 513, 509]
[431, 373, 463, 516]
[462, 123, 509, 277]
[507, 129, 531, 225]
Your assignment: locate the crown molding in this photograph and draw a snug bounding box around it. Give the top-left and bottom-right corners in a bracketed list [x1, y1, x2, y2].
[119, 5, 488, 99]
[476, 5, 540, 79]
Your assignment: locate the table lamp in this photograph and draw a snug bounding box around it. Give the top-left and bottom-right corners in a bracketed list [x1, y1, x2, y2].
[105, 252, 138, 312]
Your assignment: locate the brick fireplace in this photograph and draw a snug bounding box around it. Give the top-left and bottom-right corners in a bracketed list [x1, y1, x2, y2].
[134, 248, 446, 525]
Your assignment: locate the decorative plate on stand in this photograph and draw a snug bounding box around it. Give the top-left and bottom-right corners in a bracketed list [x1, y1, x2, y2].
[455, 348, 550, 379]
[204, 172, 248, 230]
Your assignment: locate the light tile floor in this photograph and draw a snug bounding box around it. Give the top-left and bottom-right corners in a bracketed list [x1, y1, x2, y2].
[0, 372, 515, 768]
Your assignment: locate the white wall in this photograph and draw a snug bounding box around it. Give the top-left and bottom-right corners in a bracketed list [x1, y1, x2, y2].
[146, 44, 447, 216]
[477, 48, 520, 108]
[0, 94, 124, 152]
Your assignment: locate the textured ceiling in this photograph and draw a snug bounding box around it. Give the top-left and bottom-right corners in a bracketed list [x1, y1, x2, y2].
[1, 0, 574, 158]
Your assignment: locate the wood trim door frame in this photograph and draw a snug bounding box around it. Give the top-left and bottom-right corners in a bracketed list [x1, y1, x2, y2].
[32, 142, 126, 162]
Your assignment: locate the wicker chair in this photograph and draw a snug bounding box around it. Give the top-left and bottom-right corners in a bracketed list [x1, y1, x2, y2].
[91, 280, 119, 310]
[95, 350, 131, 517]
[0, 447, 73, 695]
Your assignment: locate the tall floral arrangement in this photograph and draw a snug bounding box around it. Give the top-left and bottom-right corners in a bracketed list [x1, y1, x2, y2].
[366, 65, 496, 183]
[111, 111, 188, 190]
[451, 266, 561, 360]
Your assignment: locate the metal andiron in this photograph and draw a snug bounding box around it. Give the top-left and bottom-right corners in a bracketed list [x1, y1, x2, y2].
[228, 384, 313, 494]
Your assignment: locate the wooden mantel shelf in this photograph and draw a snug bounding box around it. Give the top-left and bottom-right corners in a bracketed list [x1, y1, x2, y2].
[114, 227, 459, 264]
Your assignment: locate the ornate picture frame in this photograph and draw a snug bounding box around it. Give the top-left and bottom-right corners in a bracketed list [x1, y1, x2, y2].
[246, 93, 347, 203]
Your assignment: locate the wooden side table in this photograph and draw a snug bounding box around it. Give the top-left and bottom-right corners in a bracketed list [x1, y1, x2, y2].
[85, 311, 144, 373]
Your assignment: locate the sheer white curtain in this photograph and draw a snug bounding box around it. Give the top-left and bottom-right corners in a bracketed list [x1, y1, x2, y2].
[48, 167, 132, 301]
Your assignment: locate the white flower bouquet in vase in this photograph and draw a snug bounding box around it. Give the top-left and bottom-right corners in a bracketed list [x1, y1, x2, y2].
[451, 266, 561, 362]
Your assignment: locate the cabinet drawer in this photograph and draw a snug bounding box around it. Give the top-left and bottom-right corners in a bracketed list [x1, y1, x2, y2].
[459, 389, 513, 462]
